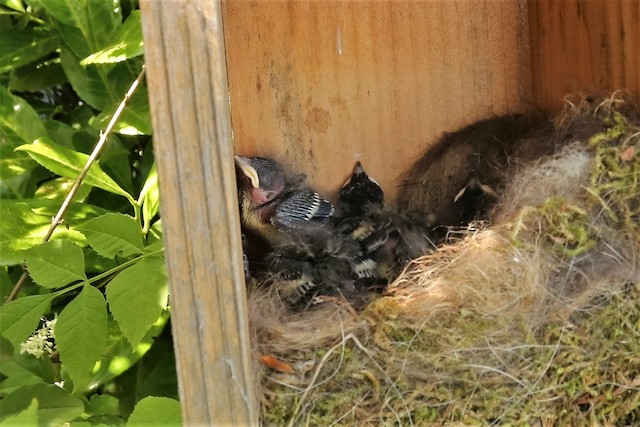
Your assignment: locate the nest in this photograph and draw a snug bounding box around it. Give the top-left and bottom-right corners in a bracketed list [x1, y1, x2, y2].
[249, 92, 640, 426]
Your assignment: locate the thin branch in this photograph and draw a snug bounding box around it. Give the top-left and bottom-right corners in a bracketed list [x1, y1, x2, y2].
[5, 65, 147, 304]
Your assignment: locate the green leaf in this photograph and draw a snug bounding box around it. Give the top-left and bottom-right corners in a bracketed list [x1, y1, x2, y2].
[0, 200, 93, 266]
[91, 85, 151, 135]
[86, 394, 120, 417]
[0, 0, 25, 12]
[9, 61, 67, 92]
[76, 414, 125, 427]
[34, 177, 92, 203]
[82, 11, 143, 65]
[106, 256, 168, 348]
[0, 86, 47, 145]
[60, 47, 133, 111]
[33, 0, 122, 58]
[139, 162, 159, 232]
[0, 28, 58, 73]
[0, 399, 38, 427]
[0, 340, 55, 395]
[126, 397, 181, 427]
[0, 383, 84, 427]
[24, 240, 86, 288]
[84, 311, 168, 393]
[0, 294, 54, 349]
[56, 284, 107, 391]
[15, 138, 133, 202]
[0, 86, 47, 189]
[79, 213, 143, 258]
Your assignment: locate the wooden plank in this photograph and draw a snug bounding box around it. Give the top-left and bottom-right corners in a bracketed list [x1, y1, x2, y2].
[222, 0, 533, 200]
[140, 0, 257, 424]
[529, 0, 640, 110]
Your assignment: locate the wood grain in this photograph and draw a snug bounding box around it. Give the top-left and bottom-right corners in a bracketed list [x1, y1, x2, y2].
[140, 0, 258, 424]
[222, 0, 533, 200]
[529, 0, 640, 110]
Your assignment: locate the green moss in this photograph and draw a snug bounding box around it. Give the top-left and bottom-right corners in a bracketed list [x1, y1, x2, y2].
[260, 99, 640, 426]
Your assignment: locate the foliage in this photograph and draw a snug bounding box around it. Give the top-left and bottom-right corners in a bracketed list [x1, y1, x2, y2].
[0, 0, 180, 425]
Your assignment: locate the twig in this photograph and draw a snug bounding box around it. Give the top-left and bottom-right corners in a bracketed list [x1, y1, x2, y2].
[5, 65, 147, 304]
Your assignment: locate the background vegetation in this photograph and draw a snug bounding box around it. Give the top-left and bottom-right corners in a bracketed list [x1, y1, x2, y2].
[0, 1, 180, 425]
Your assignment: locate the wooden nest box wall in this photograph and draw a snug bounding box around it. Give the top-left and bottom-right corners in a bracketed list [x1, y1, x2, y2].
[140, 0, 639, 424]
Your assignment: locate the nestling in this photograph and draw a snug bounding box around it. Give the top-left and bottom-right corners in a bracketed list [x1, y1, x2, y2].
[336, 161, 438, 283]
[235, 155, 334, 244]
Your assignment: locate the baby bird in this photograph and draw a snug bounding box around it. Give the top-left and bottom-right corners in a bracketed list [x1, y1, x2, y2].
[262, 227, 371, 310]
[235, 155, 334, 244]
[335, 161, 438, 283]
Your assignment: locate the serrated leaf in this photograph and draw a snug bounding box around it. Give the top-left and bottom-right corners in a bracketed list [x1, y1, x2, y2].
[0, 200, 95, 266]
[82, 11, 143, 65]
[79, 213, 143, 258]
[106, 256, 168, 348]
[0, 383, 84, 427]
[33, 0, 121, 59]
[0, 29, 58, 73]
[15, 138, 133, 202]
[24, 240, 86, 288]
[56, 285, 107, 391]
[126, 397, 181, 427]
[0, 399, 38, 427]
[0, 294, 54, 348]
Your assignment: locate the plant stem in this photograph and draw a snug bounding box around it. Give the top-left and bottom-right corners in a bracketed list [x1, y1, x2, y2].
[5, 65, 147, 304]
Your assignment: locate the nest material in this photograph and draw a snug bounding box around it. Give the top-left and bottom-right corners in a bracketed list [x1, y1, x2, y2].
[250, 92, 640, 426]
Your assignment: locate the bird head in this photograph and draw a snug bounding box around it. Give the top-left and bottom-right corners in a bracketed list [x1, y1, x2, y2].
[338, 161, 384, 217]
[235, 155, 286, 209]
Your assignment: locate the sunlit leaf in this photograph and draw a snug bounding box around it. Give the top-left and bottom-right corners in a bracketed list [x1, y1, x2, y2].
[82, 11, 143, 65]
[0, 88, 45, 184]
[79, 213, 144, 258]
[60, 48, 133, 111]
[0, 384, 84, 426]
[0, 294, 54, 348]
[24, 240, 86, 288]
[56, 284, 107, 391]
[0, 0, 25, 12]
[0, 29, 58, 73]
[32, 0, 121, 58]
[139, 162, 159, 232]
[34, 177, 92, 203]
[126, 397, 181, 427]
[106, 256, 168, 348]
[0, 399, 38, 427]
[91, 85, 151, 135]
[0, 200, 98, 266]
[16, 138, 133, 203]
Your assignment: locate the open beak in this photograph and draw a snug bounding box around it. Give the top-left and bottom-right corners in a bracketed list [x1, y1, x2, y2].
[234, 155, 260, 188]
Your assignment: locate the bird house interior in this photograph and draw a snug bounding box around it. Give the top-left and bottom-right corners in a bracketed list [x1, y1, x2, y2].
[141, 0, 640, 424]
[222, 0, 639, 200]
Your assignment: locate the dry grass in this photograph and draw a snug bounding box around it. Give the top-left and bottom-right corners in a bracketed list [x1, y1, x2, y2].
[250, 92, 640, 426]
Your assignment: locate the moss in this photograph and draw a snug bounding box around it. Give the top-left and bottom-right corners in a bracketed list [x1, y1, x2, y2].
[511, 197, 597, 257]
[259, 95, 640, 425]
[587, 111, 640, 235]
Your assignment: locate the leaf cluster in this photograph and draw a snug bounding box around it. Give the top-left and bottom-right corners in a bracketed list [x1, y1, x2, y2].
[0, 1, 180, 425]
